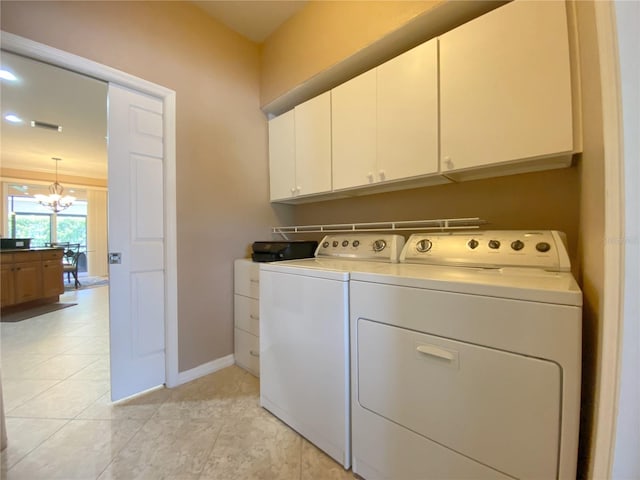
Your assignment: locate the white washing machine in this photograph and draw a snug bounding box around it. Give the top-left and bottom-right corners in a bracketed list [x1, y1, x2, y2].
[259, 233, 405, 469]
[350, 230, 582, 480]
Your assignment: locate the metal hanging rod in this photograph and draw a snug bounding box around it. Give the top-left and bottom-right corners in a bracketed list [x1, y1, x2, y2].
[272, 217, 486, 234]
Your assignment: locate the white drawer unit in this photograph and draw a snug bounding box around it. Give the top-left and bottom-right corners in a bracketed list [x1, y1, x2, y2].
[234, 259, 260, 376]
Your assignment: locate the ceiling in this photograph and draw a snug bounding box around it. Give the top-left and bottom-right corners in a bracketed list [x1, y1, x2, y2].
[1, 51, 108, 180]
[0, 2, 305, 184]
[192, 0, 307, 43]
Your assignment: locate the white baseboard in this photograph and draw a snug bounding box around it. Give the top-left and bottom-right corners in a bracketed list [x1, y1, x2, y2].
[174, 354, 235, 386]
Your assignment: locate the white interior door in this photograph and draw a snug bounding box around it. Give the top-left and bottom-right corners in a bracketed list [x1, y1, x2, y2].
[107, 83, 166, 401]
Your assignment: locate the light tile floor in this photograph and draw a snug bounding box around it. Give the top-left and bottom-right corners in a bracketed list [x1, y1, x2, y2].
[1, 286, 355, 479]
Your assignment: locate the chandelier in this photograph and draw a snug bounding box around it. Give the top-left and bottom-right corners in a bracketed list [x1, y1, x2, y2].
[34, 157, 76, 213]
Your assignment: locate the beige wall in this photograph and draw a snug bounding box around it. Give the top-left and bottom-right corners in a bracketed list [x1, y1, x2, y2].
[260, 0, 442, 107]
[573, 2, 605, 477]
[1, 0, 293, 371]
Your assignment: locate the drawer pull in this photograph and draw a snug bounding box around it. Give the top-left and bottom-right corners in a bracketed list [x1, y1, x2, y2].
[250, 279, 259, 284]
[417, 344, 456, 361]
[249, 350, 260, 357]
[249, 314, 259, 321]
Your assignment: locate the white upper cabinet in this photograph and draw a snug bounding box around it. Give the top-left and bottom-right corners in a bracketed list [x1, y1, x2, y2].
[268, 109, 295, 201]
[294, 92, 332, 197]
[332, 69, 377, 191]
[268, 92, 331, 201]
[377, 38, 439, 182]
[332, 39, 440, 192]
[440, 0, 576, 180]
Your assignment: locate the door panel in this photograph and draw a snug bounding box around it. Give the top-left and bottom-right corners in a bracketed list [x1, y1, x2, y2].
[108, 84, 165, 401]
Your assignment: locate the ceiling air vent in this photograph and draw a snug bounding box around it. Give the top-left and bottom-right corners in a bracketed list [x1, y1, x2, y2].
[30, 120, 63, 132]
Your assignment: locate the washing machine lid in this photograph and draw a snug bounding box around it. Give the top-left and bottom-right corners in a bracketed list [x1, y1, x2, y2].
[350, 264, 582, 306]
[260, 258, 352, 280]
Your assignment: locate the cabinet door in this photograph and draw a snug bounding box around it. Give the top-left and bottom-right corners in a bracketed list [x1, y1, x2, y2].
[14, 261, 43, 304]
[294, 92, 332, 197]
[377, 38, 439, 181]
[440, 0, 574, 174]
[42, 259, 64, 297]
[268, 109, 296, 201]
[1, 263, 15, 307]
[332, 69, 377, 190]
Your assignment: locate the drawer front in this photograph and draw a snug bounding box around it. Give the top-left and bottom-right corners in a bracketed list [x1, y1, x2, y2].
[234, 294, 259, 336]
[234, 259, 259, 298]
[13, 251, 41, 263]
[234, 328, 260, 376]
[356, 318, 561, 479]
[41, 249, 64, 260]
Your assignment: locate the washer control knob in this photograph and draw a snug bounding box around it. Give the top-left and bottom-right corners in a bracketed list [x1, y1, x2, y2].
[342, 240, 349, 247]
[353, 240, 360, 247]
[511, 240, 525, 251]
[488, 240, 501, 249]
[468, 239, 479, 249]
[536, 242, 551, 252]
[416, 239, 432, 253]
[372, 239, 387, 252]
[332, 241, 339, 248]
[322, 241, 329, 248]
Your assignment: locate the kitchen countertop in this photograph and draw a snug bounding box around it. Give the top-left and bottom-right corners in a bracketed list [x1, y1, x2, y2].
[0, 247, 64, 253]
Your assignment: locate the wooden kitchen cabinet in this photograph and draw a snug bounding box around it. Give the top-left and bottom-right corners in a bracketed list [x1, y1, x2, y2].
[42, 253, 64, 297]
[268, 92, 332, 201]
[439, 0, 577, 181]
[1, 249, 64, 309]
[1, 263, 14, 308]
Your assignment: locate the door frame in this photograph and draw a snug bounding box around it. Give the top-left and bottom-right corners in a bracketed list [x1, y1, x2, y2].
[1, 31, 180, 389]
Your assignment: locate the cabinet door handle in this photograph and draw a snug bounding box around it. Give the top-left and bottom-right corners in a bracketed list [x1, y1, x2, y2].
[250, 279, 259, 284]
[443, 156, 454, 170]
[249, 350, 260, 357]
[249, 314, 259, 321]
[416, 344, 456, 361]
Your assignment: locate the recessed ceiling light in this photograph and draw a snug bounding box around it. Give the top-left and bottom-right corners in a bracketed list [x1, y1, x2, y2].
[0, 69, 17, 81]
[4, 114, 23, 123]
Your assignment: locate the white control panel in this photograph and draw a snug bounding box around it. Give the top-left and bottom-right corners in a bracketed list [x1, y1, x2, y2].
[400, 231, 572, 271]
[315, 234, 406, 263]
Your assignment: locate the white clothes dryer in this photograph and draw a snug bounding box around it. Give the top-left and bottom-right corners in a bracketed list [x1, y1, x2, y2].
[259, 233, 405, 469]
[350, 231, 582, 480]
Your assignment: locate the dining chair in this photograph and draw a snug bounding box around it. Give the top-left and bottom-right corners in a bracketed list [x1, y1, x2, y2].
[62, 244, 82, 288]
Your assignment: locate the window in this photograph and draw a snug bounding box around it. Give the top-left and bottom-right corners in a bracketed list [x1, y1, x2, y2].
[7, 193, 88, 248]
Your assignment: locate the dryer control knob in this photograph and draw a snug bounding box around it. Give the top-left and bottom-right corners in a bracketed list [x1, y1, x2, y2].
[511, 240, 525, 251]
[468, 239, 479, 249]
[353, 240, 360, 247]
[332, 241, 339, 248]
[342, 240, 349, 247]
[322, 241, 329, 248]
[416, 239, 432, 253]
[536, 242, 551, 252]
[372, 239, 387, 252]
[488, 240, 501, 249]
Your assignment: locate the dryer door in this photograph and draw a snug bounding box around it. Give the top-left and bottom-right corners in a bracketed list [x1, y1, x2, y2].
[356, 318, 561, 479]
